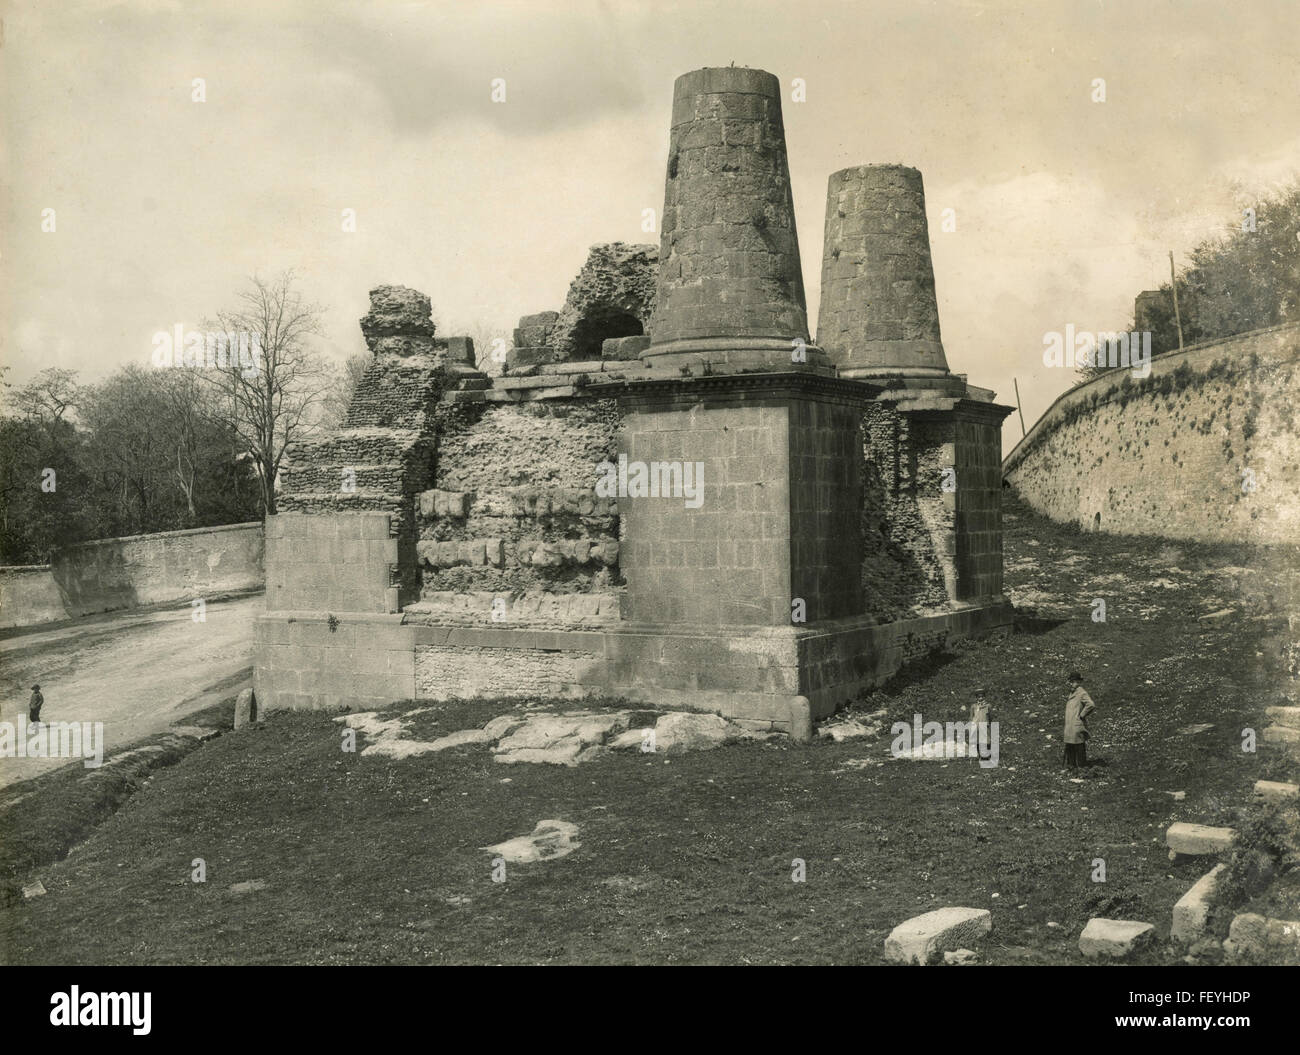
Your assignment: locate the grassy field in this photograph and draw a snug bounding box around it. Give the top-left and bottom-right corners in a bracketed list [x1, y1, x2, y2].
[1, 495, 1296, 965]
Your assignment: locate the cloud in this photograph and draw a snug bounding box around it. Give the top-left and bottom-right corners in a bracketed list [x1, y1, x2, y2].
[3, 0, 1297, 474]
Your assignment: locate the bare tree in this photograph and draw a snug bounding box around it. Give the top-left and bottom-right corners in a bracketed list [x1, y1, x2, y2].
[205, 272, 334, 516]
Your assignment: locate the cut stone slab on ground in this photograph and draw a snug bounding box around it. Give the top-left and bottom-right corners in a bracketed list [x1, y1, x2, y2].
[1171, 864, 1225, 944]
[1223, 913, 1300, 963]
[483, 820, 580, 864]
[1166, 821, 1235, 857]
[334, 707, 769, 767]
[493, 712, 631, 766]
[817, 709, 887, 742]
[1078, 918, 1156, 959]
[1254, 779, 1299, 804]
[883, 907, 992, 965]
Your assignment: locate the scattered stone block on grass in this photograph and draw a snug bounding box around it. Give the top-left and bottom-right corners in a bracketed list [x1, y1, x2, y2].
[483, 820, 580, 864]
[1171, 864, 1225, 944]
[1264, 705, 1300, 728]
[229, 879, 267, 895]
[818, 709, 887, 742]
[1166, 822, 1235, 857]
[883, 907, 992, 965]
[22, 880, 46, 900]
[363, 727, 490, 759]
[1078, 919, 1156, 959]
[1263, 724, 1300, 744]
[1223, 913, 1300, 963]
[493, 711, 632, 766]
[652, 712, 735, 753]
[1254, 780, 1299, 804]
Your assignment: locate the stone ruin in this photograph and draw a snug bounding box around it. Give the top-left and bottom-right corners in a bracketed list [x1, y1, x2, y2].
[255, 66, 1013, 738]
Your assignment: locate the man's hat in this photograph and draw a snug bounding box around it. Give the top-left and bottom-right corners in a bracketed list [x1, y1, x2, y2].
[31, 684, 40, 690]
[1067, 671, 1083, 683]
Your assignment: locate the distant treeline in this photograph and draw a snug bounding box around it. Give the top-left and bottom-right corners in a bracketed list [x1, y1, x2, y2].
[1, 273, 360, 565]
[0, 366, 265, 564]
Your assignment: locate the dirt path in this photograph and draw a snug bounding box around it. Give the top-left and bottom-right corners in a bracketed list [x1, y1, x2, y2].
[0, 595, 260, 787]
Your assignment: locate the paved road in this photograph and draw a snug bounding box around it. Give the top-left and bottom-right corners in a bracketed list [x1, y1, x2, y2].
[0, 594, 260, 788]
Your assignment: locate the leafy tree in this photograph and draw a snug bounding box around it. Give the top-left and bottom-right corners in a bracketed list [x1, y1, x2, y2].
[0, 370, 93, 563]
[1079, 177, 1300, 383]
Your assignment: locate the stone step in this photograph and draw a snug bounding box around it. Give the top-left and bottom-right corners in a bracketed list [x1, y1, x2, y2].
[1265, 705, 1300, 729]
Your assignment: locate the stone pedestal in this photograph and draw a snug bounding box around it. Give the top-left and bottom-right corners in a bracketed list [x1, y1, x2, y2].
[609, 372, 871, 628]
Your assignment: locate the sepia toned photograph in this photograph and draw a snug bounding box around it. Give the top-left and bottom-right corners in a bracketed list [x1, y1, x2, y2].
[1, 0, 1298, 1002]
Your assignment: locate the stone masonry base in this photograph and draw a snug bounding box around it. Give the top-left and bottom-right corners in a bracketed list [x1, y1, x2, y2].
[254, 598, 1014, 738]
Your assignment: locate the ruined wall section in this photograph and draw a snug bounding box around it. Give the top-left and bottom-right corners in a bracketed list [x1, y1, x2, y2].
[860, 403, 952, 618]
[277, 286, 484, 607]
[1005, 325, 1300, 544]
[509, 243, 657, 368]
[406, 396, 624, 626]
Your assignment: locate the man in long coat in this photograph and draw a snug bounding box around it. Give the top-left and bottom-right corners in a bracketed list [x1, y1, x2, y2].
[1062, 672, 1094, 769]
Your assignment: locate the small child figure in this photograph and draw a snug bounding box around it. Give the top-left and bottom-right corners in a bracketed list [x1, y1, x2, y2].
[29, 684, 44, 728]
[972, 686, 987, 753]
[970, 689, 991, 736]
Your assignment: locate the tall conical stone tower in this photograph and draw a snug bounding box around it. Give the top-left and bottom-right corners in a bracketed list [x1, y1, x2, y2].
[645, 67, 822, 370]
[817, 164, 950, 378]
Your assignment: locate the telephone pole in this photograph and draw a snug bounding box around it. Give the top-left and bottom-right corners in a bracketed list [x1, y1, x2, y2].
[1169, 251, 1185, 350]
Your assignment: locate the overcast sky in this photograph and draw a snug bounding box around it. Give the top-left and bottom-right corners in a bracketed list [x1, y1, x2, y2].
[4, 0, 1298, 451]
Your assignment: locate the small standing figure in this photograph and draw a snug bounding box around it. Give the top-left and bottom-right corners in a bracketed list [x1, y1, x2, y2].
[1062, 671, 1094, 769]
[970, 689, 991, 740]
[29, 683, 44, 727]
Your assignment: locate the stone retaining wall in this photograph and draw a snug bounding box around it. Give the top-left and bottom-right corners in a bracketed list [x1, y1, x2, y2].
[0, 522, 263, 629]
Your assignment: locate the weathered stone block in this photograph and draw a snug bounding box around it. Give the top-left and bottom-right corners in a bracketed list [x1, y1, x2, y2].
[1223, 913, 1300, 962]
[1254, 779, 1299, 804]
[442, 336, 475, 364]
[883, 907, 992, 965]
[234, 688, 257, 729]
[1079, 919, 1156, 959]
[1171, 864, 1225, 944]
[1166, 822, 1235, 856]
[602, 334, 651, 361]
